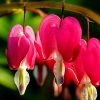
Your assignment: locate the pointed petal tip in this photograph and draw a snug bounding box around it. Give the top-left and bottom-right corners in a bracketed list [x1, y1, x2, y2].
[54, 76, 64, 86]
[19, 84, 25, 95]
[53, 61, 65, 86]
[14, 69, 30, 95]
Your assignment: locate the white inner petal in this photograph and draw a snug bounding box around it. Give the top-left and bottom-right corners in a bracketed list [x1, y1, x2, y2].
[77, 75, 97, 100]
[53, 59, 65, 86]
[14, 68, 30, 95]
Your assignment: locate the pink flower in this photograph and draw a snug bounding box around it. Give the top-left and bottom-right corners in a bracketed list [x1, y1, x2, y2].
[6, 24, 36, 95]
[74, 38, 100, 86]
[6, 24, 36, 70]
[35, 14, 82, 86]
[56, 16, 82, 62]
[72, 39, 98, 100]
[83, 38, 100, 86]
[35, 15, 59, 60]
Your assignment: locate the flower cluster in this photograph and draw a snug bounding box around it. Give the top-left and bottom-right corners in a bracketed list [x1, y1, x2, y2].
[6, 14, 100, 99]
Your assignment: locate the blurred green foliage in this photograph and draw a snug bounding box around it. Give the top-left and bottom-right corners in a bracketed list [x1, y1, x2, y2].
[0, 0, 100, 100]
[0, 67, 16, 90]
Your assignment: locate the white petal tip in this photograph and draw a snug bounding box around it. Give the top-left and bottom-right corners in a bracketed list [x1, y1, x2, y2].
[14, 69, 30, 95]
[55, 76, 64, 86]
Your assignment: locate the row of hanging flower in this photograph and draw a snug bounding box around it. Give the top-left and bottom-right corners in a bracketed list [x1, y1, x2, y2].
[6, 14, 99, 100]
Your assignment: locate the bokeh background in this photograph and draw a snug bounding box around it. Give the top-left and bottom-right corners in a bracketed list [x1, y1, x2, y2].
[0, 0, 100, 100]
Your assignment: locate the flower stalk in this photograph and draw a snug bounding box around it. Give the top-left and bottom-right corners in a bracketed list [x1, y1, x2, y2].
[0, 1, 100, 24]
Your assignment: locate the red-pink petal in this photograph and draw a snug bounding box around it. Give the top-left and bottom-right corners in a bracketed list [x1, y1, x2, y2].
[24, 26, 35, 44]
[7, 25, 30, 70]
[74, 39, 87, 82]
[39, 14, 60, 59]
[46, 59, 56, 72]
[6, 25, 36, 70]
[35, 32, 45, 62]
[64, 65, 79, 85]
[83, 38, 100, 86]
[24, 26, 36, 70]
[56, 17, 82, 61]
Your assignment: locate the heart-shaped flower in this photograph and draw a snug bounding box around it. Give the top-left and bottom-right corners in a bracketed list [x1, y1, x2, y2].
[83, 38, 100, 86]
[74, 38, 99, 100]
[35, 14, 82, 86]
[6, 24, 36, 95]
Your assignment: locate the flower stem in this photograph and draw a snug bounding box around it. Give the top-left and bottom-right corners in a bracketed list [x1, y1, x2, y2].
[23, 3, 26, 31]
[85, 17, 90, 42]
[0, 2, 100, 24]
[60, 0, 64, 27]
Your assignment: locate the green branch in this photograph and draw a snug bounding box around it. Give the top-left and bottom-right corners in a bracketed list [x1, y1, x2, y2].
[0, 1, 100, 24]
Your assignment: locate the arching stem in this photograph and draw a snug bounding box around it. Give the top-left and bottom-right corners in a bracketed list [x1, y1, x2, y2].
[0, 2, 100, 24]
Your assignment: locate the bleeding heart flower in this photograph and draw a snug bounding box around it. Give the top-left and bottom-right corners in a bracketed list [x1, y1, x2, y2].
[74, 38, 99, 100]
[83, 38, 100, 86]
[6, 24, 36, 95]
[35, 14, 82, 86]
[56, 16, 82, 62]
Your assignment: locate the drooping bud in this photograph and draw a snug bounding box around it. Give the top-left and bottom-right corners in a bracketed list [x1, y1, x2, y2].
[6, 25, 36, 95]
